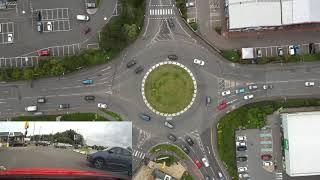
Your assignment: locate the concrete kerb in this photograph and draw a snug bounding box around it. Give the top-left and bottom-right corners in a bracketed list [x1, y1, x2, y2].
[141, 61, 197, 117]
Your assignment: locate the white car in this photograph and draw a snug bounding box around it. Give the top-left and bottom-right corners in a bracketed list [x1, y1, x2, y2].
[97, 103, 108, 109]
[305, 81, 315, 87]
[47, 22, 52, 31]
[187, 18, 196, 23]
[186, 2, 195, 7]
[248, 84, 258, 90]
[244, 94, 254, 100]
[201, 157, 209, 167]
[221, 90, 231, 96]
[289, 45, 295, 55]
[193, 58, 205, 65]
[237, 136, 247, 141]
[238, 166, 248, 172]
[263, 161, 273, 166]
[236, 141, 246, 147]
[7, 33, 13, 43]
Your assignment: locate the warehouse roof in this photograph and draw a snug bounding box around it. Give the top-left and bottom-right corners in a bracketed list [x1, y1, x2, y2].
[282, 111, 320, 177]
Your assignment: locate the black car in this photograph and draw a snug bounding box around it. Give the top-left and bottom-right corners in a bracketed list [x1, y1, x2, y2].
[37, 97, 46, 103]
[139, 113, 151, 121]
[185, 136, 194, 146]
[167, 18, 174, 29]
[180, 144, 190, 154]
[168, 54, 178, 61]
[84, 95, 95, 101]
[86, 147, 132, 176]
[59, 104, 70, 109]
[37, 11, 42, 21]
[127, 59, 136, 68]
[237, 146, 247, 151]
[168, 134, 177, 142]
[134, 66, 144, 74]
[237, 156, 248, 162]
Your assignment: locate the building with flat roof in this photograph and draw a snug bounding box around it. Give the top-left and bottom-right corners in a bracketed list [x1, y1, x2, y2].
[281, 111, 320, 177]
[227, 0, 320, 31]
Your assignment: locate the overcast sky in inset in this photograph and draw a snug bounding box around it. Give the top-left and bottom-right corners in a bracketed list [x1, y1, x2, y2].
[0, 122, 132, 148]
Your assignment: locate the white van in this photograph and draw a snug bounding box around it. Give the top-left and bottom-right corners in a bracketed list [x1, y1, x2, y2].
[25, 106, 37, 112]
[76, 15, 90, 21]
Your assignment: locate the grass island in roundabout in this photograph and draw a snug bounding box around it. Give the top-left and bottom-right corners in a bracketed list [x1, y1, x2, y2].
[141, 61, 197, 116]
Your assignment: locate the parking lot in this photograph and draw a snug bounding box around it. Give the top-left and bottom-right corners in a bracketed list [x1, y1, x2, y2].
[0, 56, 39, 68]
[0, 22, 14, 44]
[34, 8, 71, 32]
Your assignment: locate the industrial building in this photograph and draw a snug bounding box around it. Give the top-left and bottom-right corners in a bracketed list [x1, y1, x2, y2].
[281, 111, 320, 177]
[227, 0, 320, 31]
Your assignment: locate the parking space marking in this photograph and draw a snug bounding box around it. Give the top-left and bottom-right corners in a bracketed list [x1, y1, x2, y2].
[36, 8, 71, 33]
[0, 22, 14, 44]
[0, 56, 39, 68]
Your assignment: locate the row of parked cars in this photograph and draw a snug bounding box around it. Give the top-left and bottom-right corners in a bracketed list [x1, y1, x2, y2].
[256, 43, 317, 57]
[235, 135, 251, 180]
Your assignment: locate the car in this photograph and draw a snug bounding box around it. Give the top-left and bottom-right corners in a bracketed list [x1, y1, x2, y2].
[59, 104, 70, 109]
[237, 146, 247, 151]
[37, 50, 49, 56]
[294, 45, 300, 54]
[134, 66, 144, 74]
[236, 141, 246, 147]
[7, 33, 13, 43]
[205, 176, 210, 180]
[305, 81, 315, 87]
[37, 11, 42, 21]
[256, 49, 262, 58]
[309, 43, 316, 54]
[263, 84, 273, 89]
[47, 22, 52, 31]
[194, 159, 202, 168]
[201, 158, 209, 167]
[168, 54, 178, 61]
[206, 96, 212, 106]
[185, 136, 194, 146]
[82, 79, 93, 85]
[84, 95, 95, 101]
[25, 106, 38, 112]
[221, 90, 231, 96]
[139, 113, 151, 121]
[76, 15, 90, 21]
[86, 146, 132, 175]
[186, 2, 195, 7]
[278, 47, 284, 56]
[167, 18, 174, 29]
[164, 121, 174, 129]
[289, 45, 295, 55]
[126, 59, 136, 68]
[248, 84, 258, 90]
[235, 88, 245, 94]
[218, 171, 224, 179]
[263, 161, 273, 166]
[238, 167, 248, 172]
[37, 97, 46, 103]
[187, 18, 196, 23]
[261, 154, 272, 161]
[37, 22, 43, 32]
[168, 134, 177, 142]
[243, 94, 254, 100]
[86, 3, 96, 9]
[97, 103, 108, 109]
[237, 136, 247, 141]
[193, 58, 205, 65]
[238, 173, 250, 179]
[180, 144, 190, 154]
[236, 156, 248, 162]
[217, 101, 227, 110]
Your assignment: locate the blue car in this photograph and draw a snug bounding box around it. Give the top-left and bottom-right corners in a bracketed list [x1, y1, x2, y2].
[236, 88, 245, 94]
[82, 79, 93, 85]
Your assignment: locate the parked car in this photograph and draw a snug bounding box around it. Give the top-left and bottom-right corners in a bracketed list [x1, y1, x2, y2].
[82, 79, 93, 85]
[194, 159, 202, 168]
[236, 141, 246, 147]
[243, 94, 254, 100]
[294, 45, 300, 54]
[59, 104, 70, 109]
[134, 66, 144, 74]
[278, 47, 284, 56]
[126, 59, 136, 68]
[238, 167, 248, 172]
[239, 173, 250, 179]
[86, 146, 132, 175]
[235, 88, 245, 94]
[305, 81, 315, 87]
[185, 136, 194, 146]
[236, 156, 248, 162]
[289, 45, 295, 55]
[237, 136, 246, 141]
[37, 22, 43, 32]
[7, 33, 13, 43]
[256, 49, 262, 58]
[206, 96, 212, 106]
[139, 113, 151, 121]
[97, 103, 108, 109]
[37, 97, 46, 103]
[201, 158, 209, 167]
[47, 22, 52, 31]
[168, 54, 178, 60]
[76, 15, 90, 21]
[84, 95, 95, 101]
[261, 154, 272, 161]
[218, 171, 224, 179]
[167, 133, 177, 142]
[263, 84, 273, 90]
[309, 43, 316, 54]
[217, 101, 227, 110]
[248, 84, 258, 90]
[186, 2, 195, 7]
[167, 19, 174, 29]
[37, 49, 49, 56]
[37, 11, 42, 21]
[164, 121, 174, 129]
[237, 146, 247, 151]
[187, 18, 196, 23]
[263, 161, 273, 166]
[180, 144, 190, 154]
[193, 58, 205, 65]
[221, 90, 231, 96]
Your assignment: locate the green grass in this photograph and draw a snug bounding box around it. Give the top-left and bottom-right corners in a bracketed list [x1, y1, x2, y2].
[189, 22, 198, 31]
[100, 109, 123, 121]
[221, 49, 241, 62]
[217, 99, 320, 179]
[144, 64, 194, 113]
[155, 154, 178, 166]
[176, 0, 187, 20]
[11, 113, 108, 121]
[150, 144, 188, 160]
[180, 171, 193, 180]
[96, 0, 101, 7]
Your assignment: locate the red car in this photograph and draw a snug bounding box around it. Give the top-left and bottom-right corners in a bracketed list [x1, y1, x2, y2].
[194, 159, 202, 168]
[261, 154, 272, 161]
[37, 50, 50, 56]
[217, 101, 227, 110]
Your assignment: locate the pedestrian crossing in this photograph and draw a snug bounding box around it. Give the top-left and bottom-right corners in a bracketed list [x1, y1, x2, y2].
[132, 149, 146, 159]
[149, 8, 174, 16]
[275, 172, 283, 179]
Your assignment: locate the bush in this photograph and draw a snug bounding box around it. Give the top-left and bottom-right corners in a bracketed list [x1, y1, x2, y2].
[176, 0, 187, 20]
[221, 49, 241, 62]
[189, 22, 198, 31]
[215, 26, 222, 35]
[180, 171, 193, 180]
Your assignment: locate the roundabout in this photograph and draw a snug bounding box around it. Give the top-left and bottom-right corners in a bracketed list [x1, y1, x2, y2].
[141, 61, 197, 116]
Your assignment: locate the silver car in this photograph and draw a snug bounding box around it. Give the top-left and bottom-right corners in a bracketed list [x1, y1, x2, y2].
[164, 121, 174, 129]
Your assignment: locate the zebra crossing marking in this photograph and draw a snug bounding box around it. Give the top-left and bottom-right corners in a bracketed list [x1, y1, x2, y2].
[149, 8, 174, 16]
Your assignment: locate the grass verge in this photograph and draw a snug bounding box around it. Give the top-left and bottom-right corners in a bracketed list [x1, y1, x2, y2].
[176, 0, 187, 20]
[180, 171, 193, 180]
[155, 154, 178, 166]
[100, 109, 123, 121]
[217, 98, 320, 179]
[221, 49, 241, 63]
[96, 0, 101, 7]
[11, 113, 108, 121]
[150, 144, 188, 160]
[189, 22, 198, 31]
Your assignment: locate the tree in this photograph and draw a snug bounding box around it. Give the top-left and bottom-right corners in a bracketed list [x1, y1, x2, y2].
[51, 63, 65, 76]
[23, 69, 34, 80]
[124, 24, 138, 40]
[12, 69, 21, 80]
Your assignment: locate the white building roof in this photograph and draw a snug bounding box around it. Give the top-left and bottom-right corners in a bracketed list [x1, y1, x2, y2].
[241, 48, 254, 59]
[282, 111, 320, 177]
